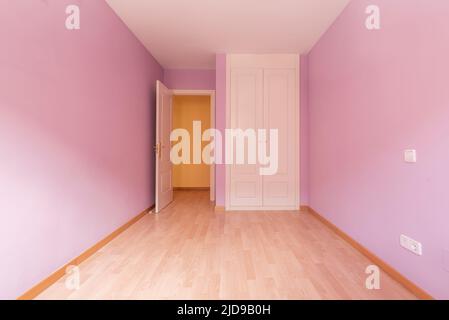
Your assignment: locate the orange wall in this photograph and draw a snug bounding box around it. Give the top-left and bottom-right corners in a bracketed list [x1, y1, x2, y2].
[172, 95, 210, 188]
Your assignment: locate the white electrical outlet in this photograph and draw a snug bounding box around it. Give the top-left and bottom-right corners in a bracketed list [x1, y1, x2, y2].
[400, 234, 422, 255]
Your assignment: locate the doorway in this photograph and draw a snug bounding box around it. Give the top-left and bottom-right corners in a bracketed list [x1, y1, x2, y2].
[155, 83, 215, 213]
[172, 90, 215, 203]
[172, 95, 210, 189]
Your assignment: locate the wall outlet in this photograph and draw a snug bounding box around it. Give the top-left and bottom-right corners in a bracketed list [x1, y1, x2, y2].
[400, 234, 422, 256]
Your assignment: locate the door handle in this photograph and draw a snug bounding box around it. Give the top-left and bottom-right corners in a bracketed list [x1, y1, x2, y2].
[153, 143, 161, 158]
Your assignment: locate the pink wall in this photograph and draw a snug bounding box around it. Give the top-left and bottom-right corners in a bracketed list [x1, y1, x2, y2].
[163, 69, 215, 90]
[0, 0, 163, 299]
[307, 0, 449, 299]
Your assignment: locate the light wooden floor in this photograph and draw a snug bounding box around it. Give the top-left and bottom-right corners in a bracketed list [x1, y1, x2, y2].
[37, 191, 416, 300]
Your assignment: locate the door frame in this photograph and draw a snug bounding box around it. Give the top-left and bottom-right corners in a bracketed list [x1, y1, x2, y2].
[171, 89, 216, 202]
[225, 54, 300, 211]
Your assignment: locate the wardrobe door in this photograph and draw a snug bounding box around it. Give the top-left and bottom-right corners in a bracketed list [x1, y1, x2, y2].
[229, 68, 263, 208]
[262, 69, 297, 207]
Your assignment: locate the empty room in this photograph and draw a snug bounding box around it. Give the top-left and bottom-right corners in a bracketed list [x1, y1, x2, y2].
[1, 0, 448, 309]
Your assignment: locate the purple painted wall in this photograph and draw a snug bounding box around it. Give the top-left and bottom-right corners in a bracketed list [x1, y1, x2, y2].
[307, 0, 449, 299]
[0, 0, 163, 299]
[163, 69, 215, 90]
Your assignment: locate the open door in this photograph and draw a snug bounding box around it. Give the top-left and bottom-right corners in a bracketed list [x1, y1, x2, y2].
[155, 81, 173, 213]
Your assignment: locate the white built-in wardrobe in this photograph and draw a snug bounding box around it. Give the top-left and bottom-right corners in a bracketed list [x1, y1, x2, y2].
[225, 54, 300, 211]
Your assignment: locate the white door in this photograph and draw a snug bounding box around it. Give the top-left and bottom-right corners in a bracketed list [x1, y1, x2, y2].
[229, 68, 264, 208]
[155, 81, 173, 213]
[262, 69, 297, 207]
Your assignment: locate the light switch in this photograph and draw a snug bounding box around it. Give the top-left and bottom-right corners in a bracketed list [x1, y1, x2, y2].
[404, 149, 417, 163]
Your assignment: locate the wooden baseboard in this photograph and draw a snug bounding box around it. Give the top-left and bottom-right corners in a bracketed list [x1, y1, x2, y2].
[17, 205, 154, 300]
[174, 187, 210, 191]
[214, 205, 225, 211]
[303, 206, 433, 300]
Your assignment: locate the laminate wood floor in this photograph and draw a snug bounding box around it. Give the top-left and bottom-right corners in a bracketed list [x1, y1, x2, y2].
[37, 191, 416, 300]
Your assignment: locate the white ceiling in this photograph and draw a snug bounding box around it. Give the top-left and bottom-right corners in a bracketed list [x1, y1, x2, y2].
[106, 0, 350, 69]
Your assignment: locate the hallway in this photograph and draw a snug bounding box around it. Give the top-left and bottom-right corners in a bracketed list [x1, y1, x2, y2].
[37, 191, 415, 300]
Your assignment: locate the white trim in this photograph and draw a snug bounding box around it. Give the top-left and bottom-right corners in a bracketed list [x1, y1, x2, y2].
[172, 89, 216, 202]
[172, 89, 215, 96]
[225, 57, 231, 210]
[296, 56, 301, 209]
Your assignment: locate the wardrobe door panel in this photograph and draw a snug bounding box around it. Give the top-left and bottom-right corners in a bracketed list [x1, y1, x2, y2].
[229, 68, 263, 207]
[262, 69, 297, 207]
